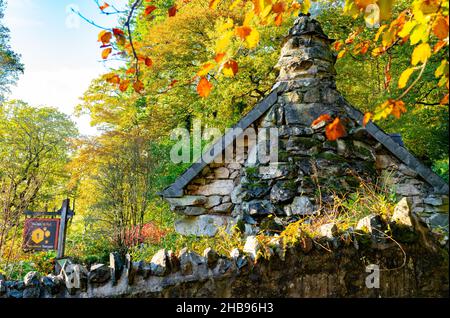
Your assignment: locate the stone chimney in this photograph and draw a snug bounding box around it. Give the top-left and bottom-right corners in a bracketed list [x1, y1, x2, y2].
[163, 13, 448, 237]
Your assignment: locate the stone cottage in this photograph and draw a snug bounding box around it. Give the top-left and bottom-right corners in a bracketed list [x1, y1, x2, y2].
[159, 14, 449, 237]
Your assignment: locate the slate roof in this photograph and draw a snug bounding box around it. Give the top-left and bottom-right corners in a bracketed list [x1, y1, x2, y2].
[159, 81, 449, 198]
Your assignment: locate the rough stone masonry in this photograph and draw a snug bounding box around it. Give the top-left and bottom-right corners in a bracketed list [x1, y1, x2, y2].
[160, 14, 449, 239]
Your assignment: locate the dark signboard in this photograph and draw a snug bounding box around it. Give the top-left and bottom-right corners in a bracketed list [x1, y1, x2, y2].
[23, 218, 60, 251]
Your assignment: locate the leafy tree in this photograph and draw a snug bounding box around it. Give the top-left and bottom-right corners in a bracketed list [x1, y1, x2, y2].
[0, 0, 23, 101]
[0, 100, 78, 260]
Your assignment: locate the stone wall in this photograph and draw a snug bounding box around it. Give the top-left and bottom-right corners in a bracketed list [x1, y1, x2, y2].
[1, 207, 448, 298]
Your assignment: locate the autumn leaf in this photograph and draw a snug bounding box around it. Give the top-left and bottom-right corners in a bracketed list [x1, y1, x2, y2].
[215, 53, 226, 63]
[223, 60, 239, 77]
[441, 93, 449, 105]
[168, 6, 177, 17]
[144, 5, 157, 16]
[325, 118, 347, 141]
[235, 26, 252, 40]
[119, 80, 130, 92]
[197, 77, 213, 97]
[113, 28, 124, 36]
[209, 0, 220, 9]
[398, 68, 415, 89]
[145, 57, 153, 67]
[105, 73, 120, 84]
[434, 40, 447, 53]
[102, 48, 112, 59]
[433, 15, 449, 40]
[435, 60, 448, 78]
[126, 68, 136, 75]
[411, 43, 431, 65]
[198, 62, 215, 77]
[311, 114, 332, 127]
[245, 28, 260, 48]
[333, 41, 344, 51]
[98, 30, 112, 45]
[391, 100, 406, 118]
[99, 2, 110, 11]
[133, 80, 144, 93]
[363, 112, 372, 127]
[275, 14, 283, 27]
[272, 2, 286, 14]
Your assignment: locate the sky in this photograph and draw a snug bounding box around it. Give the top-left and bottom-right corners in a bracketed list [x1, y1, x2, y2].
[4, 0, 126, 135]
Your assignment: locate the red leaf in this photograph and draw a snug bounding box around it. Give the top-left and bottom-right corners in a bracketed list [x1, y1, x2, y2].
[145, 57, 153, 67]
[223, 60, 239, 76]
[144, 5, 157, 16]
[113, 28, 124, 36]
[168, 6, 177, 17]
[325, 118, 347, 141]
[197, 77, 213, 97]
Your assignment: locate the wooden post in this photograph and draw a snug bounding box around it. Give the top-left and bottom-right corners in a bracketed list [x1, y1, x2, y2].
[57, 199, 70, 259]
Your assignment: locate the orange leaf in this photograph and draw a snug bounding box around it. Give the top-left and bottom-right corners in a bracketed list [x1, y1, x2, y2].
[168, 6, 177, 17]
[133, 80, 144, 93]
[360, 42, 370, 54]
[275, 14, 283, 27]
[126, 67, 136, 75]
[145, 57, 153, 67]
[119, 80, 130, 92]
[325, 118, 347, 141]
[333, 41, 344, 51]
[440, 93, 449, 105]
[311, 114, 332, 127]
[273, 2, 286, 14]
[223, 60, 239, 77]
[102, 48, 112, 59]
[391, 100, 406, 118]
[197, 77, 213, 97]
[235, 26, 252, 40]
[144, 5, 157, 16]
[215, 53, 226, 63]
[363, 112, 372, 127]
[209, 0, 220, 9]
[99, 2, 110, 10]
[105, 73, 121, 84]
[98, 30, 112, 45]
[433, 16, 449, 40]
[434, 40, 447, 53]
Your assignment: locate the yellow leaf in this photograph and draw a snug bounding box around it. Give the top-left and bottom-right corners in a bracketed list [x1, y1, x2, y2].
[243, 10, 255, 26]
[410, 24, 428, 45]
[398, 68, 415, 88]
[398, 20, 417, 38]
[301, 0, 311, 14]
[216, 30, 234, 54]
[218, 18, 234, 33]
[411, 43, 431, 66]
[198, 63, 215, 77]
[229, 0, 241, 10]
[374, 25, 387, 42]
[209, 0, 220, 9]
[245, 28, 260, 49]
[435, 60, 448, 78]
